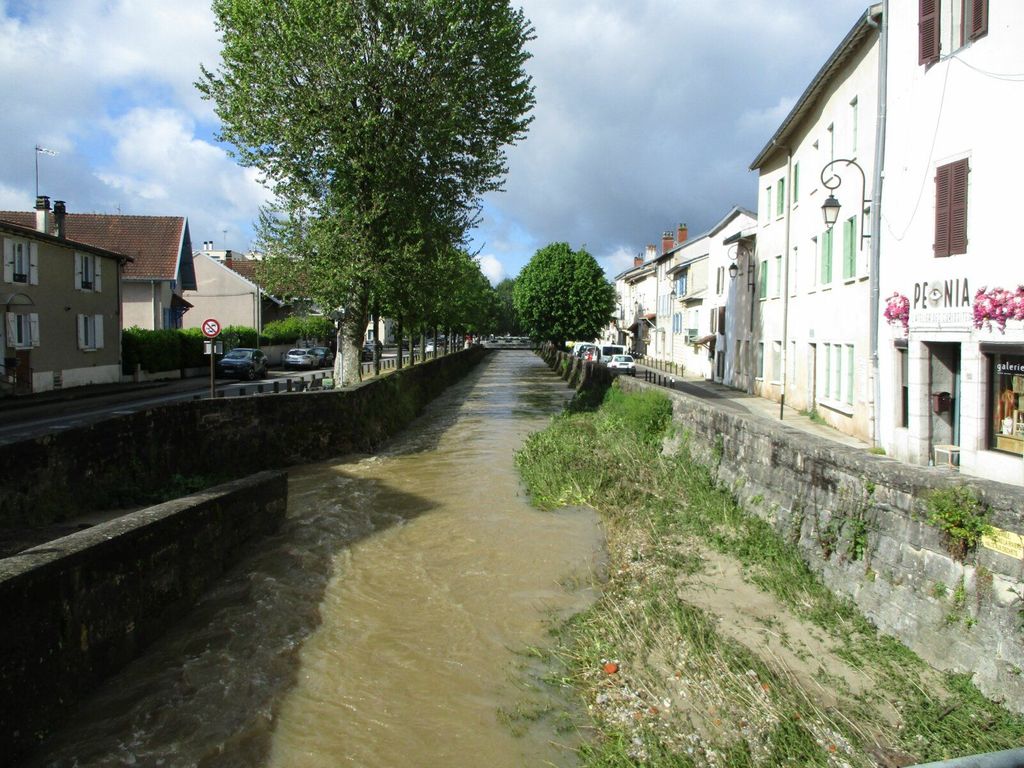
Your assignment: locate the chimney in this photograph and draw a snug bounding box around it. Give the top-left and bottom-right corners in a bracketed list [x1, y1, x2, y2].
[35, 195, 52, 234]
[677, 223, 688, 244]
[661, 231, 674, 254]
[53, 200, 66, 238]
[645, 244, 656, 262]
[633, 252, 643, 268]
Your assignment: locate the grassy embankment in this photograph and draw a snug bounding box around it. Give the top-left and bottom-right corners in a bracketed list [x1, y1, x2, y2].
[515, 383, 1024, 767]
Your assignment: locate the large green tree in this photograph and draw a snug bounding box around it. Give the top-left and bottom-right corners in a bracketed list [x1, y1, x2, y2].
[513, 243, 615, 347]
[493, 277, 523, 335]
[198, 0, 534, 384]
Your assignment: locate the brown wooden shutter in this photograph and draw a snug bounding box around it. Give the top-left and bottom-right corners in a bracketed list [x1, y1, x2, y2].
[949, 159, 969, 254]
[934, 163, 952, 257]
[969, 0, 989, 40]
[919, 0, 940, 65]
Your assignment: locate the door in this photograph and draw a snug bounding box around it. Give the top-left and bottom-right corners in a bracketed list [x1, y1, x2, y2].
[807, 344, 817, 408]
[15, 350, 31, 394]
[927, 342, 961, 458]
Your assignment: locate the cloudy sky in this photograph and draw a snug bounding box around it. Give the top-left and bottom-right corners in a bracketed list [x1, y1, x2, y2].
[0, 0, 869, 284]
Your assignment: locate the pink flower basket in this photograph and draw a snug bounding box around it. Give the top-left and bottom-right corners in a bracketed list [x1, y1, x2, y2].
[884, 292, 909, 332]
[973, 286, 1024, 333]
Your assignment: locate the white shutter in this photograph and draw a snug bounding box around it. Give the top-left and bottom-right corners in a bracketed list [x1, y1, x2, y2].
[2, 239, 12, 283]
[94, 257, 102, 292]
[29, 313, 40, 348]
[94, 315, 104, 349]
[77, 314, 86, 349]
[5, 312, 14, 342]
[29, 243, 39, 285]
[74, 252, 82, 290]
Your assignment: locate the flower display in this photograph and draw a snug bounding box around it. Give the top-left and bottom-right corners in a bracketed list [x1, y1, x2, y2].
[973, 285, 1024, 333]
[883, 292, 909, 331]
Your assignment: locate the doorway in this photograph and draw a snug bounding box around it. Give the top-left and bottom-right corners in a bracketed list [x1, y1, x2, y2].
[926, 342, 961, 458]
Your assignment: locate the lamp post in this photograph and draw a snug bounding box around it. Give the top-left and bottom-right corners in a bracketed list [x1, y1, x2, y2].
[820, 158, 870, 250]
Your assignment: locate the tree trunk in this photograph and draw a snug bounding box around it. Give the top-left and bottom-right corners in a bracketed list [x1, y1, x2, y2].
[332, 315, 362, 388]
[396, 319, 404, 370]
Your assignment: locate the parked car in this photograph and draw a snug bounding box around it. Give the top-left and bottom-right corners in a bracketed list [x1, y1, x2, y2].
[573, 342, 598, 360]
[425, 341, 436, 354]
[361, 341, 380, 361]
[308, 346, 335, 368]
[216, 348, 268, 380]
[600, 344, 627, 360]
[283, 348, 317, 370]
[607, 354, 636, 376]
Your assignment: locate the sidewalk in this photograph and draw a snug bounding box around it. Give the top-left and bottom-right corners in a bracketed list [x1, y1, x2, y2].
[635, 366, 871, 450]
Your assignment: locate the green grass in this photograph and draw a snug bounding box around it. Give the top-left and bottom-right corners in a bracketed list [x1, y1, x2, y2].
[516, 382, 1024, 766]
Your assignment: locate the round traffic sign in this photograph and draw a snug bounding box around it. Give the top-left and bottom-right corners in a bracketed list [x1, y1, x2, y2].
[202, 318, 221, 338]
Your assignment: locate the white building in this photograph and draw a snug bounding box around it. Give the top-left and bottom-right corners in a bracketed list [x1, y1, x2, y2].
[614, 244, 657, 357]
[877, 0, 1023, 484]
[748, 5, 882, 442]
[705, 207, 757, 385]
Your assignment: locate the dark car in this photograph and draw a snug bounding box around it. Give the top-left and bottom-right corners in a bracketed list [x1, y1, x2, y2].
[361, 341, 382, 361]
[216, 348, 268, 380]
[309, 346, 335, 368]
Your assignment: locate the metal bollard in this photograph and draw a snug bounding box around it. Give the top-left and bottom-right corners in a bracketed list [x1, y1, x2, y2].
[237, 388, 245, 396]
[257, 384, 264, 394]
[216, 390, 225, 398]
[286, 379, 293, 392]
[273, 381, 280, 393]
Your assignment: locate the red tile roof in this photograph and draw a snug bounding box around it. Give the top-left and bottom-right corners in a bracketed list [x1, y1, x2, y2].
[0, 211, 188, 281]
[223, 258, 260, 284]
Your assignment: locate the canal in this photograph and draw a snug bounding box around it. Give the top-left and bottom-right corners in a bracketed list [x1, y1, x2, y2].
[31, 351, 606, 767]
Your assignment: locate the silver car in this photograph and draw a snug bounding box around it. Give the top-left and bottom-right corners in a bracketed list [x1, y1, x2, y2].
[283, 348, 316, 369]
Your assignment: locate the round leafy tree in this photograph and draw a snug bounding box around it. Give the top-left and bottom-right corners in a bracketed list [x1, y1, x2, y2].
[513, 243, 615, 347]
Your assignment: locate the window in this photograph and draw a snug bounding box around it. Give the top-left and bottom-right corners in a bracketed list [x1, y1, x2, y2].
[846, 344, 855, 405]
[672, 312, 682, 334]
[75, 252, 102, 292]
[820, 229, 833, 285]
[78, 314, 105, 351]
[793, 163, 800, 203]
[833, 344, 842, 401]
[776, 178, 785, 217]
[757, 342, 765, 378]
[758, 259, 768, 299]
[3, 237, 38, 285]
[990, 352, 1024, 455]
[921, 0, 988, 65]
[5, 312, 39, 349]
[774, 254, 782, 297]
[897, 346, 909, 427]
[675, 272, 688, 297]
[934, 158, 969, 257]
[765, 186, 772, 221]
[850, 97, 858, 155]
[824, 344, 832, 400]
[772, 341, 782, 382]
[843, 217, 857, 279]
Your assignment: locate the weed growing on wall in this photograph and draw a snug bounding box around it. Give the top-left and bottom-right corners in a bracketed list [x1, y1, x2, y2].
[516, 384, 1024, 766]
[926, 486, 992, 561]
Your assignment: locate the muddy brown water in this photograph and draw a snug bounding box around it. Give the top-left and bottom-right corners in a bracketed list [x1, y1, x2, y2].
[31, 351, 606, 767]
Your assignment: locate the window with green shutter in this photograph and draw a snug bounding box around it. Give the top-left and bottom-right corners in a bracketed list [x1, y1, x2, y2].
[846, 345, 855, 405]
[843, 217, 856, 279]
[793, 163, 799, 203]
[776, 178, 785, 217]
[759, 259, 768, 299]
[820, 229, 833, 284]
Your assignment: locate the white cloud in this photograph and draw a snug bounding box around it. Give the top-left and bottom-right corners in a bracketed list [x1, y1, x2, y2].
[477, 254, 507, 286]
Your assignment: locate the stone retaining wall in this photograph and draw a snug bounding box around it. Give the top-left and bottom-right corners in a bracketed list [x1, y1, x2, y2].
[0, 347, 488, 527]
[542, 346, 1024, 713]
[0, 470, 288, 764]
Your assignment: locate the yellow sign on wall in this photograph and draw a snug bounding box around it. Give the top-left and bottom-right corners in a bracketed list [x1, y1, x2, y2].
[982, 527, 1024, 560]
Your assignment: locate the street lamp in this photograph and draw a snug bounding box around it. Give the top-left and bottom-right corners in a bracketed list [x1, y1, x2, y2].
[820, 158, 870, 250]
[728, 262, 739, 280]
[330, 307, 346, 386]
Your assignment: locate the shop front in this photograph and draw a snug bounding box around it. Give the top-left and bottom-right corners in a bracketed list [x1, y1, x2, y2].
[985, 346, 1024, 457]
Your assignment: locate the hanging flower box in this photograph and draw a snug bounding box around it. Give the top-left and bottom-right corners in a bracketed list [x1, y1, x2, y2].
[884, 292, 909, 332]
[973, 285, 1024, 333]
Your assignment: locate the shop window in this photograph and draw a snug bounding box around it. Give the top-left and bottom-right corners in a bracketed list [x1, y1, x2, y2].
[990, 353, 1024, 455]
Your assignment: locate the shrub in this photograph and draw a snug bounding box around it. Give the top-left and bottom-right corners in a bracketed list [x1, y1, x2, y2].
[926, 486, 992, 561]
[121, 327, 181, 374]
[262, 315, 333, 345]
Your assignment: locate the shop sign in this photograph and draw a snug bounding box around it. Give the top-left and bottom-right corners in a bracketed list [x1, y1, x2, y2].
[909, 277, 971, 330]
[981, 526, 1024, 560]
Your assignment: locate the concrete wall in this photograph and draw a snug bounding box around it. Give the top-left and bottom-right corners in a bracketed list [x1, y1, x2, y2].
[0, 346, 488, 527]
[0, 470, 288, 763]
[541, 346, 1024, 713]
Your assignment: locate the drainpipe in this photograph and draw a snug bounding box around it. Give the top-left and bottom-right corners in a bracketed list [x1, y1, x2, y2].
[867, 1, 888, 448]
[779, 146, 793, 420]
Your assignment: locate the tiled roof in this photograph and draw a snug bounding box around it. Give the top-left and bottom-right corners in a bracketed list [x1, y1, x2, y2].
[0, 212, 187, 281]
[223, 258, 260, 284]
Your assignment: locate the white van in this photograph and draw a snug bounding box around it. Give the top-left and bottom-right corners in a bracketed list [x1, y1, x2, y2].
[599, 344, 626, 361]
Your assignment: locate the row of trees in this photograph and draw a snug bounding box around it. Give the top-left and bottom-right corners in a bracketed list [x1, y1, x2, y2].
[199, 0, 536, 384]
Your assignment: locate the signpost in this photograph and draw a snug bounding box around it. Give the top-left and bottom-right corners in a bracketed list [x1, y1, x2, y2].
[202, 318, 221, 398]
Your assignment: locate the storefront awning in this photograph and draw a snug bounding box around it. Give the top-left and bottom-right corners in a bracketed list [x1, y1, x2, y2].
[693, 333, 717, 349]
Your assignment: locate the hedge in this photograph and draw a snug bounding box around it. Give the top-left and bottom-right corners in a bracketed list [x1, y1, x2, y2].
[262, 316, 333, 345]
